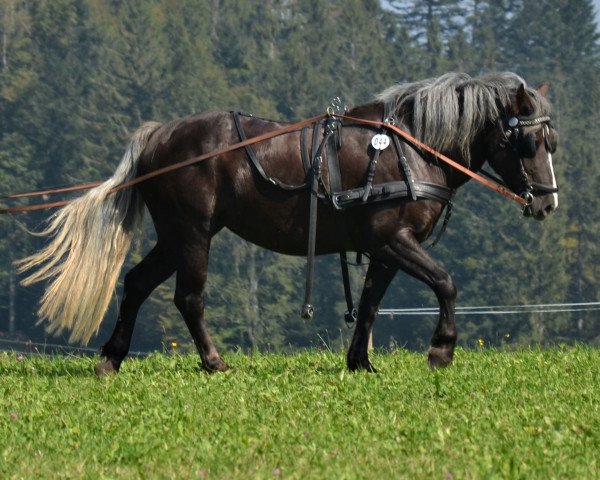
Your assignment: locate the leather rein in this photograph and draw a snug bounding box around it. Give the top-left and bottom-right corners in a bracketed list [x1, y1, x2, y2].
[1, 111, 532, 214]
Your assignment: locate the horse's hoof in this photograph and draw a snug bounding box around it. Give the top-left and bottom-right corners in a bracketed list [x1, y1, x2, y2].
[94, 359, 119, 377]
[347, 357, 378, 373]
[364, 362, 378, 373]
[202, 358, 229, 373]
[427, 347, 453, 369]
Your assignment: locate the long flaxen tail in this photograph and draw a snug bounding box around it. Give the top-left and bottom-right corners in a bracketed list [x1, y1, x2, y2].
[17, 122, 162, 345]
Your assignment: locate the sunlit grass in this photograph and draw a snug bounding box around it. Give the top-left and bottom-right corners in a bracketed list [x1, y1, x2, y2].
[1, 347, 598, 479]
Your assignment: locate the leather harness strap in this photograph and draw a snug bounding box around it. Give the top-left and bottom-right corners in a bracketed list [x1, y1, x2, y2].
[300, 124, 335, 320]
[325, 117, 344, 196]
[332, 181, 453, 208]
[300, 126, 311, 175]
[233, 111, 309, 191]
[393, 134, 418, 201]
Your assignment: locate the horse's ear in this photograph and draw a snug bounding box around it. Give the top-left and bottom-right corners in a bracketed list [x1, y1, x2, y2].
[537, 82, 550, 97]
[516, 83, 534, 116]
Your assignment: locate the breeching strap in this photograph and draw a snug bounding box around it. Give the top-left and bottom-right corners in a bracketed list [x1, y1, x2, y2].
[340, 115, 529, 206]
[0, 114, 328, 214]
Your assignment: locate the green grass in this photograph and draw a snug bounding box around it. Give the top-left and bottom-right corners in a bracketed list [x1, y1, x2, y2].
[1, 347, 599, 479]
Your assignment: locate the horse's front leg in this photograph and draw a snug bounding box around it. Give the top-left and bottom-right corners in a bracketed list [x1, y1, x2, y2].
[174, 243, 228, 373]
[347, 260, 397, 372]
[379, 228, 457, 368]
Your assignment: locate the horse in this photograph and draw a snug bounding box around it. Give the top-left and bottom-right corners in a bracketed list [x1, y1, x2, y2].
[17, 72, 559, 374]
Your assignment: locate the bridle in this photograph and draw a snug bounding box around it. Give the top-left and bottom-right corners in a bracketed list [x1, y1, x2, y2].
[501, 113, 558, 205]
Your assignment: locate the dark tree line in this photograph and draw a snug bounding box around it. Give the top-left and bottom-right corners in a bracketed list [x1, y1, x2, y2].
[1, 0, 599, 352]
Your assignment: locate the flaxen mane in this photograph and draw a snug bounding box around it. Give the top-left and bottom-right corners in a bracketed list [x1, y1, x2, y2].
[376, 72, 551, 162]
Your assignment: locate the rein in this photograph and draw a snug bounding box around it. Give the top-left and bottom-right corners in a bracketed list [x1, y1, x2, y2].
[1, 111, 531, 214]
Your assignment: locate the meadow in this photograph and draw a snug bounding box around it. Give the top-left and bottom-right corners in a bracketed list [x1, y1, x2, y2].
[1, 347, 598, 479]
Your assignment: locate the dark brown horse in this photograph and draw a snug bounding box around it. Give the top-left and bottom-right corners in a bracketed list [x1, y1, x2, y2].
[19, 72, 559, 374]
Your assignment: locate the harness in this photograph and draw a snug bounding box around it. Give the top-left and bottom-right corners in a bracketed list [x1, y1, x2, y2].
[233, 103, 455, 324]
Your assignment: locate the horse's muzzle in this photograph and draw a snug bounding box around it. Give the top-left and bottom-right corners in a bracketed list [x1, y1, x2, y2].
[522, 195, 557, 220]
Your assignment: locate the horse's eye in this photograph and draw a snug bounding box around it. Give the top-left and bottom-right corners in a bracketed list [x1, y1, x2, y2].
[519, 132, 537, 158]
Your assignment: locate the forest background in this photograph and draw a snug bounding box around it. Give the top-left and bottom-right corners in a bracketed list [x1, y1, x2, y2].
[1, 0, 599, 354]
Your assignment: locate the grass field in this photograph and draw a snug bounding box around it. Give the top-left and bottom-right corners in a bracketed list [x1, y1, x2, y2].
[1, 347, 599, 479]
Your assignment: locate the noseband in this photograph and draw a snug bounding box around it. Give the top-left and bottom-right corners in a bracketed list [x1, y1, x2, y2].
[503, 114, 558, 204]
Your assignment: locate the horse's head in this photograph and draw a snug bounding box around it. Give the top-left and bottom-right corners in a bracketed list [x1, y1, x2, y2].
[487, 82, 559, 220]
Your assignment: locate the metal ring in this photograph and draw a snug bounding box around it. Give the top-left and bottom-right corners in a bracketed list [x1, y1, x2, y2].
[521, 191, 534, 206]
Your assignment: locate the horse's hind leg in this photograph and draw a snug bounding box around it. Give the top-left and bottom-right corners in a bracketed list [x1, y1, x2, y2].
[347, 260, 397, 372]
[174, 243, 228, 373]
[95, 243, 175, 376]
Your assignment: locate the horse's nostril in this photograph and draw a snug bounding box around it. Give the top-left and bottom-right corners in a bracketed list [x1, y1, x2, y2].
[534, 203, 556, 220]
